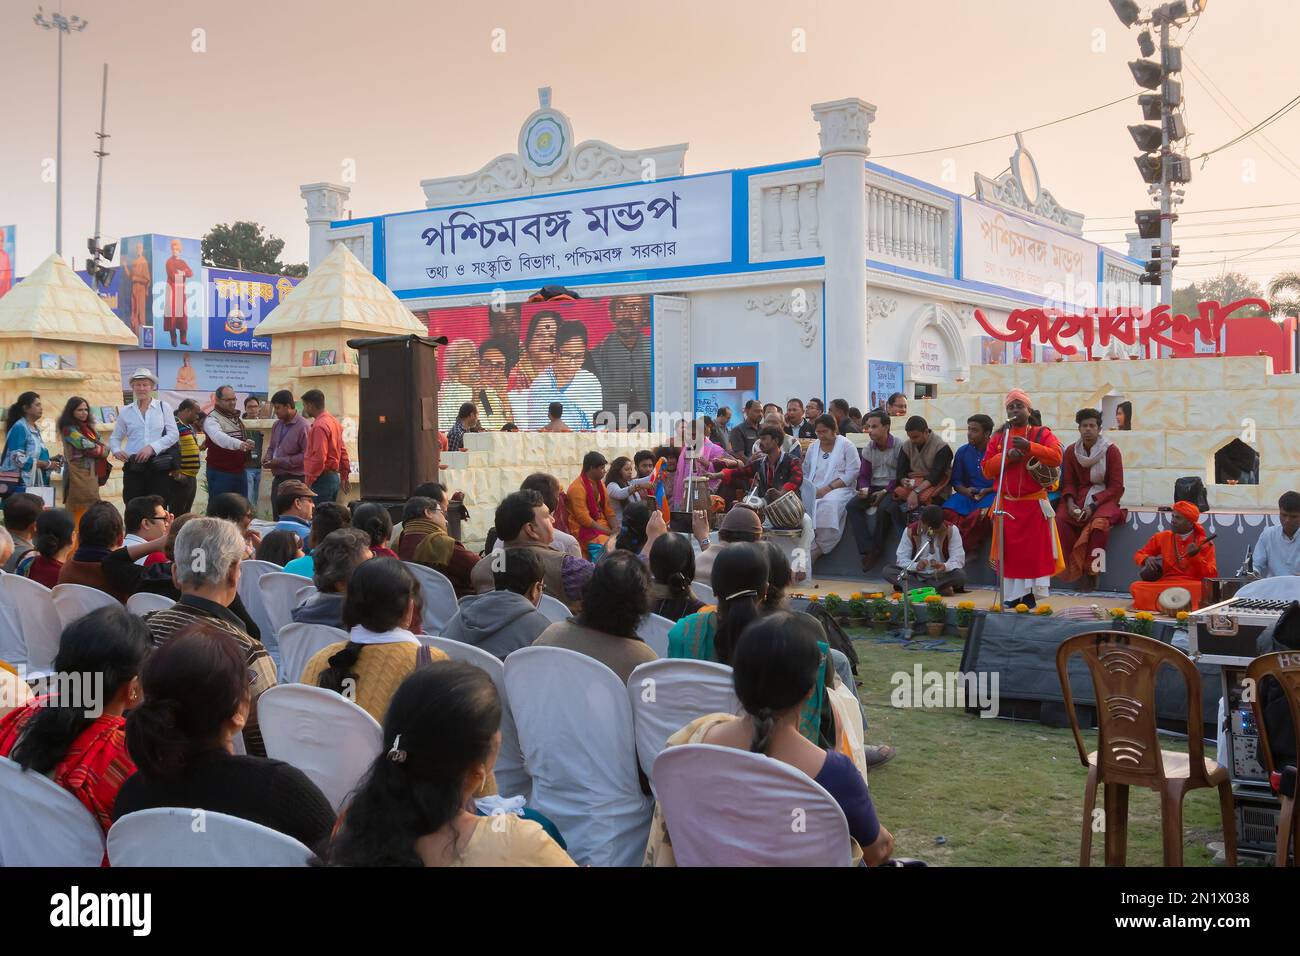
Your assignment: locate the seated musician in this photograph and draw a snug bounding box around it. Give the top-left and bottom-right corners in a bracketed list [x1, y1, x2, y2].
[882, 415, 953, 532]
[882, 504, 966, 597]
[1056, 407, 1125, 593]
[1130, 501, 1217, 612]
[942, 414, 995, 560]
[711, 424, 813, 580]
[1250, 491, 1300, 578]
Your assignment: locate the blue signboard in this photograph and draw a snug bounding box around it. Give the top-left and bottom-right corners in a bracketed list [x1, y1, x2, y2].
[867, 360, 905, 412]
[205, 268, 300, 353]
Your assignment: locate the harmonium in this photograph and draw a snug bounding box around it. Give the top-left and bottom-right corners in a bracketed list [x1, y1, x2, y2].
[1202, 576, 1251, 606]
[1187, 596, 1286, 666]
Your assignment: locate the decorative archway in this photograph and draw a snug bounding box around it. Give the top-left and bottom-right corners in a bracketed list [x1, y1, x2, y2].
[904, 303, 970, 385]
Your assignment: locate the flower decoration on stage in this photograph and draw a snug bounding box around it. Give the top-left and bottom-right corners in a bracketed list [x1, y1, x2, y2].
[846, 595, 868, 620]
[870, 594, 893, 623]
[1132, 611, 1155, 636]
[1109, 607, 1127, 619]
[925, 595, 947, 623]
[1014, 603, 1030, 614]
[1034, 604, 1053, 616]
[823, 593, 844, 618]
[1175, 610, 1190, 630]
[956, 601, 976, 627]
[990, 603, 1002, 613]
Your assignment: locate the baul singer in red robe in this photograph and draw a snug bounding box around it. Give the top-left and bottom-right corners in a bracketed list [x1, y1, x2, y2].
[1130, 500, 1217, 612]
[982, 388, 1064, 607]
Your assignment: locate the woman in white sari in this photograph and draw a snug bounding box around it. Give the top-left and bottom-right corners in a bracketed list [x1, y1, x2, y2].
[801, 414, 861, 559]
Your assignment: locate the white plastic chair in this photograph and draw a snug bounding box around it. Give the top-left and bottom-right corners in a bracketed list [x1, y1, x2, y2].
[126, 591, 175, 617]
[237, 559, 280, 650]
[635, 613, 673, 658]
[652, 743, 853, 866]
[107, 808, 312, 867]
[257, 684, 383, 812]
[690, 580, 715, 605]
[258, 571, 311, 664]
[0, 574, 61, 679]
[504, 646, 653, 866]
[51, 582, 120, 629]
[536, 593, 571, 624]
[402, 562, 459, 635]
[277, 622, 348, 684]
[628, 659, 741, 785]
[0, 755, 105, 866]
[0, 582, 26, 669]
[420, 635, 530, 800]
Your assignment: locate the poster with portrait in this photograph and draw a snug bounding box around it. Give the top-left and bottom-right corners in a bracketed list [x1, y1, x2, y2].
[867, 360, 905, 412]
[694, 364, 758, 421]
[422, 294, 653, 431]
[116, 234, 156, 346]
[0, 225, 14, 300]
[981, 336, 1007, 365]
[150, 235, 204, 350]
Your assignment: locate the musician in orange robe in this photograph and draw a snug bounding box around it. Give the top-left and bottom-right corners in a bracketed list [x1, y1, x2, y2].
[1130, 501, 1217, 612]
[164, 238, 193, 347]
[981, 388, 1064, 608]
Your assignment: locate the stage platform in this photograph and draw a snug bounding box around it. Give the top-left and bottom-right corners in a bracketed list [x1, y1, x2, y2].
[803, 505, 1275, 598]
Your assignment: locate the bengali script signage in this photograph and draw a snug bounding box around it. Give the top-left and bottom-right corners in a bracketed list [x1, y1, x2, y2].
[384, 173, 732, 293]
[960, 198, 1096, 301]
[973, 298, 1272, 360]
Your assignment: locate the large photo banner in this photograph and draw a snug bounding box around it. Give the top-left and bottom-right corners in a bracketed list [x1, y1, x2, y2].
[114, 234, 206, 349]
[423, 294, 653, 431]
[205, 268, 301, 353]
[0, 225, 13, 299]
[387, 173, 732, 294]
[960, 198, 1097, 304]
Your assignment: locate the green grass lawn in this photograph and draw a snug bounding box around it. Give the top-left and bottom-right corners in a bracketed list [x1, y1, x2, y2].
[849, 629, 1242, 867]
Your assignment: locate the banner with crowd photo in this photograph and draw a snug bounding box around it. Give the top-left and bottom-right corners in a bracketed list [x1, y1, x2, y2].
[421, 294, 654, 431]
[114, 234, 206, 350]
[205, 268, 301, 353]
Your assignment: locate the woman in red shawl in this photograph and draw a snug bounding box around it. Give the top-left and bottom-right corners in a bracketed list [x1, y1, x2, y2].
[567, 451, 616, 560]
[1130, 501, 1217, 612]
[982, 388, 1064, 608]
[0, 607, 150, 842]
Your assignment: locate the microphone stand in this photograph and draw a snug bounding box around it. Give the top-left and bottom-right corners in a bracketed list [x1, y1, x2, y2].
[899, 535, 934, 640]
[992, 420, 1018, 610]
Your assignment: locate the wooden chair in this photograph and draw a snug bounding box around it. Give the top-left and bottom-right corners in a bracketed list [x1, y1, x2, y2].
[1244, 651, 1300, 866]
[1056, 630, 1237, 867]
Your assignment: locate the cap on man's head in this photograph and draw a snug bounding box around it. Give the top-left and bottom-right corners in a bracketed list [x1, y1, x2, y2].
[719, 505, 763, 536]
[276, 480, 317, 500]
[129, 368, 158, 385]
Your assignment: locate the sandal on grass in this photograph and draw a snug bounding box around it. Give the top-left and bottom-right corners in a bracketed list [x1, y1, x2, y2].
[864, 744, 896, 768]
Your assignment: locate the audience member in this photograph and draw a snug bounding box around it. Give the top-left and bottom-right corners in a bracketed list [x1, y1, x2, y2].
[521, 472, 581, 557]
[302, 389, 351, 502]
[352, 501, 398, 560]
[728, 400, 764, 457]
[207, 492, 261, 558]
[942, 414, 996, 561]
[141, 518, 277, 755]
[262, 389, 309, 512]
[442, 547, 551, 660]
[695, 504, 763, 585]
[169, 400, 203, 516]
[284, 502, 350, 577]
[647, 532, 704, 622]
[115, 623, 333, 849]
[301, 558, 448, 722]
[123, 494, 171, 566]
[271, 480, 317, 545]
[409, 495, 478, 598]
[15, 507, 75, 588]
[605, 455, 653, 535]
[534, 550, 655, 683]
[828, 398, 860, 436]
[256, 529, 304, 567]
[58, 502, 131, 600]
[471, 490, 593, 609]
[0, 606, 150, 833]
[803, 414, 860, 560]
[2, 492, 41, 572]
[319, 663, 573, 866]
[668, 541, 767, 664]
[292, 528, 372, 627]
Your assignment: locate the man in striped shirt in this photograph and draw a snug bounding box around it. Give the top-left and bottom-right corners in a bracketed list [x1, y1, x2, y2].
[168, 400, 203, 515]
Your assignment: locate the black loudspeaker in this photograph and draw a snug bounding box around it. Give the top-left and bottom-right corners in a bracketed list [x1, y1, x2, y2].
[346, 334, 445, 501]
[1174, 476, 1209, 513]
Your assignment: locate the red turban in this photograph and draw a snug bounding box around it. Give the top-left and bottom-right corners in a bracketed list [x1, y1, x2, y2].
[1005, 388, 1031, 408]
[1172, 501, 1200, 523]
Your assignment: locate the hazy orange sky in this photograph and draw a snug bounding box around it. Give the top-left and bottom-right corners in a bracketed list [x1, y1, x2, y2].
[2, 0, 1298, 285]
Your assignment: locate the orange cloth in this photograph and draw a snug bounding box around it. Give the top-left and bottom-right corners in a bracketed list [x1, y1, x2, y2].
[566, 475, 615, 547]
[304, 410, 351, 486]
[982, 424, 1065, 579]
[1129, 529, 1217, 611]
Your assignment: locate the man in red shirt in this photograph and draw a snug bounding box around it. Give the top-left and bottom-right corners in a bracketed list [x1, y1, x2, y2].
[301, 389, 351, 503]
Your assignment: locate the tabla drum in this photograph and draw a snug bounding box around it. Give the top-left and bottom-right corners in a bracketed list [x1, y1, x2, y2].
[765, 490, 805, 530]
[1158, 586, 1193, 615]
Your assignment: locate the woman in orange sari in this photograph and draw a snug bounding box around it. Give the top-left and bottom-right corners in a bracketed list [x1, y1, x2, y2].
[982, 389, 1064, 609]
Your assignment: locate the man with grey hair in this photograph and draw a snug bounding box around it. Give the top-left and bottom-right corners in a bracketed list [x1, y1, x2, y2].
[0, 526, 13, 572]
[291, 528, 371, 628]
[142, 517, 277, 756]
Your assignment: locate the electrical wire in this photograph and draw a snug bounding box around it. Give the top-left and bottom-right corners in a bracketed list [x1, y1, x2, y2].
[1184, 53, 1300, 181]
[1191, 93, 1300, 162]
[1087, 201, 1300, 222]
[871, 92, 1141, 159]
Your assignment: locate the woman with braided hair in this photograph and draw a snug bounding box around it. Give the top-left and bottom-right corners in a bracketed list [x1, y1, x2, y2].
[645, 613, 893, 867]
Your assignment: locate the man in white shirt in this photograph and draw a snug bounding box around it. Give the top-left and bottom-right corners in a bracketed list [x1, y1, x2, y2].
[884, 504, 966, 596]
[110, 368, 180, 504]
[1252, 491, 1300, 578]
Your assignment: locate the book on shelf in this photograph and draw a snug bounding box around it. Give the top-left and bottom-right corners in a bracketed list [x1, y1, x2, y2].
[302, 349, 318, 367]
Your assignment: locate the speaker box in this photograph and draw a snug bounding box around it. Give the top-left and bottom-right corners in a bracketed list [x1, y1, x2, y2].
[346, 334, 445, 501]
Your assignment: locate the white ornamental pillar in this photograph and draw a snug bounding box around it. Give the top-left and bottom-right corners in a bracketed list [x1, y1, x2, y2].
[300, 182, 351, 271]
[812, 97, 875, 408]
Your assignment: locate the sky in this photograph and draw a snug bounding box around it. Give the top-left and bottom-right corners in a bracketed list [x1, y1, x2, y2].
[2, 0, 1298, 287]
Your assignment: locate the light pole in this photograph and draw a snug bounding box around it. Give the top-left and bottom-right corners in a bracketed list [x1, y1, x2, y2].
[33, 5, 88, 257]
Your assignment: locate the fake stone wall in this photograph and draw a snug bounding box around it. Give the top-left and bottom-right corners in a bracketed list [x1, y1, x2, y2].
[916, 355, 1293, 511]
